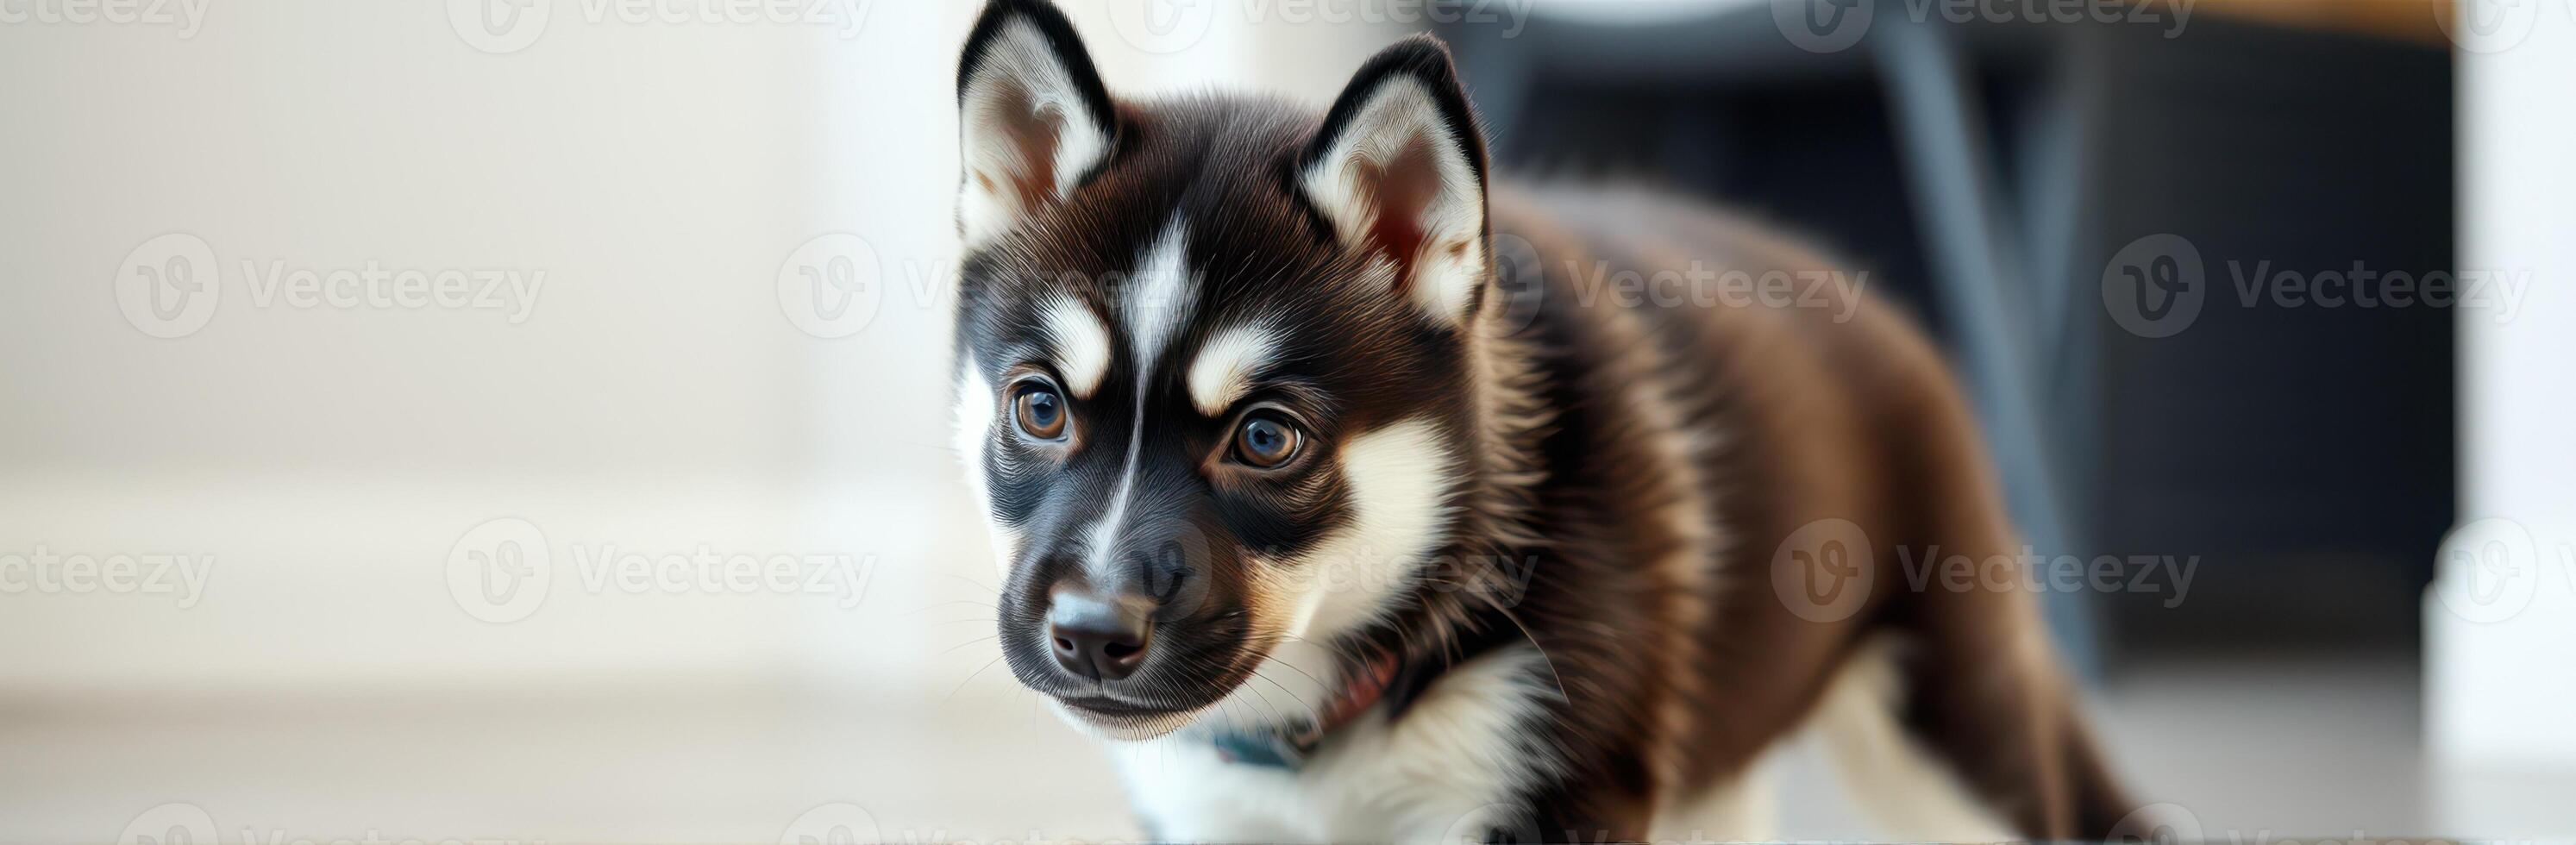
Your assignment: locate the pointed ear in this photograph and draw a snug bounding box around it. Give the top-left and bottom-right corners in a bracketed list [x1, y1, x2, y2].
[1298, 34, 1491, 325]
[956, 0, 1118, 250]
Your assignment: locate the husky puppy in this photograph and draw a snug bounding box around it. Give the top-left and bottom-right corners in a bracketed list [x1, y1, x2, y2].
[948, 1, 2141, 841]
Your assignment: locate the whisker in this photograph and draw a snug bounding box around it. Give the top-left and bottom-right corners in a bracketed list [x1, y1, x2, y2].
[940, 634, 1000, 655]
[941, 571, 1002, 595]
[902, 599, 1001, 616]
[1473, 593, 1570, 704]
[940, 654, 1008, 706]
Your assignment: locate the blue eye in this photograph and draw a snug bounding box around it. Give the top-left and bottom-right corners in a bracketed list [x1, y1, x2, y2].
[1233, 414, 1301, 467]
[1013, 386, 1067, 440]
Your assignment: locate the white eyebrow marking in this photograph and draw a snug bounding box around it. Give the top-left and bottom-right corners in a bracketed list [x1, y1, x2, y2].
[1085, 218, 1193, 581]
[1188, 322, 1279, 416]
[1125, 222, 1193, 375]
[1041, 295, 1112, 397]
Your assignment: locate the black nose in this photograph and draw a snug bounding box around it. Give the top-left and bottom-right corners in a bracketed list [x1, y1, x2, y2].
[1045, 585, 1152, 681]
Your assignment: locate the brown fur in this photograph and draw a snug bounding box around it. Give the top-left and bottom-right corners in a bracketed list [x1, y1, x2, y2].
[1466, 185, 2139, 839]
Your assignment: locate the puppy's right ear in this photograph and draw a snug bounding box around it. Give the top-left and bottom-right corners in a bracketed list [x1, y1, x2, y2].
[956, 0, 1117, 251]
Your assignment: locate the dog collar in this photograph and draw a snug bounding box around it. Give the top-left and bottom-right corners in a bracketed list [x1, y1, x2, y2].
[1206, 650, 1401, 771]
[1204, 612, 1528, 771]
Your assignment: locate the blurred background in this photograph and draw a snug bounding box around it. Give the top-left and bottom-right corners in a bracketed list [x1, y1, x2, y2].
[2, 0, 2570, 842]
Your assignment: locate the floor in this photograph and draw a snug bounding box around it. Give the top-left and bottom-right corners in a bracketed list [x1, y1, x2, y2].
[5, 655, 2569, 843]
[7, 477, 2558, 842]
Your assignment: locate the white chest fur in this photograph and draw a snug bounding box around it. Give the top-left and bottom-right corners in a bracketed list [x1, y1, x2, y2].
[1107, 645, 1557, 844]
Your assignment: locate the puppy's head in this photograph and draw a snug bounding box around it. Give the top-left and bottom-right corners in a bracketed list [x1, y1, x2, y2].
[949, 0, 1496, 739]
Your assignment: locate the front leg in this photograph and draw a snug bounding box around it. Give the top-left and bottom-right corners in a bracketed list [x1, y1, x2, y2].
[1110, 738, 1313, 842]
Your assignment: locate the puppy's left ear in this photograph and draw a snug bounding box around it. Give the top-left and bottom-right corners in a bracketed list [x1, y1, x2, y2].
[1298, 34, 1491, 325]
[956, 0, 1118, 251]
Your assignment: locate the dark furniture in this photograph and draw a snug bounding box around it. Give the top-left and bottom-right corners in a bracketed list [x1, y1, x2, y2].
[1440, 1, 2456, 673]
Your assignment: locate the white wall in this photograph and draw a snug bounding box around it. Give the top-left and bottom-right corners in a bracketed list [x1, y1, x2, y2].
[0, 0, 1403, 700]
[2429, 0, 2576, 830]
[3, 4, 820, 480]
[0, 1, 968, 696]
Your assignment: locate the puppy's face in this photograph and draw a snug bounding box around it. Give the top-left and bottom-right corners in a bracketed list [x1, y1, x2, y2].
[948, 1, 1495, 738]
